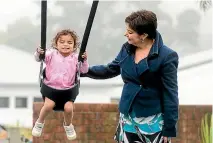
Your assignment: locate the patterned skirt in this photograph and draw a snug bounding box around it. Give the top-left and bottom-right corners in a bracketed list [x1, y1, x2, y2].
[114, 113, 171, 143]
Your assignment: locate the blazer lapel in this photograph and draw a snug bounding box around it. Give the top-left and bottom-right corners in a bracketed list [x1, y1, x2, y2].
[119, 55, 139, 83]
[136, 58, 150, 76]
[119, 54, 150, 84]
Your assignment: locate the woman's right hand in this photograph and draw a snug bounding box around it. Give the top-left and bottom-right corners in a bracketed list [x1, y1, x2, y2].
[36, 47, 45, 54]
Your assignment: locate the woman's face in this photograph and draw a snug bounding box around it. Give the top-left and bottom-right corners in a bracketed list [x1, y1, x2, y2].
[124, 23, 143, 46]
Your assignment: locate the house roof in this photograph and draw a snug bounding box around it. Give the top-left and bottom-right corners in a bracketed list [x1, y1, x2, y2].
[0, 45, 40, 84]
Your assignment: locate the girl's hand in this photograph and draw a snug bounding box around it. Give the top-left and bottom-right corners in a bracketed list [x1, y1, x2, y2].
[36, 47, 45, 54]
[81, 52, 87, 61]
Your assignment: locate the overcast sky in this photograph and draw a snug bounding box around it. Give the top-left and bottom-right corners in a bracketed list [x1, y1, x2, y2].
[0, 0, 211, 34]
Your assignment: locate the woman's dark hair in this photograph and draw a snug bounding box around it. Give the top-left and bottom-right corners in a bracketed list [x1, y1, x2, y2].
[125, 10, 157, 39]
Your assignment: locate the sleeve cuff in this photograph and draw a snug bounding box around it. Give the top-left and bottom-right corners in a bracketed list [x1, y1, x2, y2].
[162, 127, 177, 137]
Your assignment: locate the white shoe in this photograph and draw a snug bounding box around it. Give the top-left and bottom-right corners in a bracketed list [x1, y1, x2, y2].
[32, 121, 44, 137]
[63, 123, 77, 140]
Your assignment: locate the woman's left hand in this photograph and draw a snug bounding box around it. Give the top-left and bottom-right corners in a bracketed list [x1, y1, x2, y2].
[163, 136, 170, 143]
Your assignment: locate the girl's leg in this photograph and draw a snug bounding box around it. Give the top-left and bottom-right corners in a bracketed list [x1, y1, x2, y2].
[63, 101, 76, 140]
[37, 97, 55, 123]
[63, 101, 74, 125]
[32, 97, 55, 137]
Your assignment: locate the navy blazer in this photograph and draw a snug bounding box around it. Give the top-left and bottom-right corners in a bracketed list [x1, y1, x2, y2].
[82, 31, 179, 137]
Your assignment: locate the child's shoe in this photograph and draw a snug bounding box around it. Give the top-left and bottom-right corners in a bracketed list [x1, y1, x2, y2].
[63, 123, 77, 140]
[32, 121, 44, 137]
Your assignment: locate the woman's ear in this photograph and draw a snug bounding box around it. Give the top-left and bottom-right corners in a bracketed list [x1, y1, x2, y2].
[140, 33, 148, 42]
[139, 35, 144, 42]
[143, 33, 148, 39]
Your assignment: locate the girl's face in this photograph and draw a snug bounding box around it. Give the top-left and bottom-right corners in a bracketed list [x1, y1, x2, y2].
[56, 34, 75, 56]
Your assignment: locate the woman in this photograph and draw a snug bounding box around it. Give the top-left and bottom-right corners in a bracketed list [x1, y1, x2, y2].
[82, 10, 179, 143]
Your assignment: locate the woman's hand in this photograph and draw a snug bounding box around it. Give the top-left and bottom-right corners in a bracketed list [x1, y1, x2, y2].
[163, 136, 170, 143]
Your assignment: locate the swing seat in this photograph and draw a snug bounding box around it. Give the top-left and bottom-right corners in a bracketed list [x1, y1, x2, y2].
[40, 68, 79, 111]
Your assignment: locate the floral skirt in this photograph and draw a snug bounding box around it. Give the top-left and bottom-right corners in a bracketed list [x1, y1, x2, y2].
[115, 130, 171, 143]
[114, 113, 171, 143]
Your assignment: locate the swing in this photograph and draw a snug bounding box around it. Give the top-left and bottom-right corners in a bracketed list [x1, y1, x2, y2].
[38, 0, 99, 111]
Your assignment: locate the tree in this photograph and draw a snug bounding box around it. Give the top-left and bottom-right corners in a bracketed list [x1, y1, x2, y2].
[1, 17, 40, 53]
[199, 0, 212, 11]
[173, 9, 201, 57]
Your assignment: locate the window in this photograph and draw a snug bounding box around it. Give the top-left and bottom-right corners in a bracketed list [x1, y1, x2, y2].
[0, 97, 9, 108]
[15, 97, 27, 108]
[33, 97, 43, 102]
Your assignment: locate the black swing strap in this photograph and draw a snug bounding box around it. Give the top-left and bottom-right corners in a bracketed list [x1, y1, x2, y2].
[40, 0, 47, 60]
[39, 0, 47, 84]
[78, 0, 99, 62]
[76, 0, 99, 83]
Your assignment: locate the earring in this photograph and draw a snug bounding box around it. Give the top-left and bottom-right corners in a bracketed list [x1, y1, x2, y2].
[141, 39, 144, 42]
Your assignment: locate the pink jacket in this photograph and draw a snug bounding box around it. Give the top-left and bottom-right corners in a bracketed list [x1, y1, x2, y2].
[34, 49, 89, 89]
